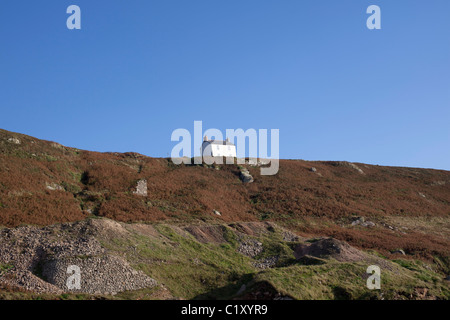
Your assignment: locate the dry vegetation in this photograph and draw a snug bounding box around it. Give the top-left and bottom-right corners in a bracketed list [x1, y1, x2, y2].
[0, 128, 449, 270]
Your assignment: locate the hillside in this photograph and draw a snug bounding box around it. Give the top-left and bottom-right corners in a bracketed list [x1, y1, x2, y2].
[0, 128, 449, 299]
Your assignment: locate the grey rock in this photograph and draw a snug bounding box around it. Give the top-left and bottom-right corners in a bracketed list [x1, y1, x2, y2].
[252, 256, 279, 269]
[351, 217, 375, 227]
[239, 169, 254, 183]
[7, 137, 21, 144]
[133, 179, 148, 196]
[46, 182, 64, 191]
[237, 237, 263, 258]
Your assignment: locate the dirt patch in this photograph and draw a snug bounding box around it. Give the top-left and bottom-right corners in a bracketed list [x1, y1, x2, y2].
[125, 223, 161, 239]
[229, 222, 275, 237]
[183, 225, 228, 244]
[294, 238, 367, 262]
[83, 218, 131, 239]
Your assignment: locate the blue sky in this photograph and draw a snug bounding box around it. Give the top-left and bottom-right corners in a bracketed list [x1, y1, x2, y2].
[0, 0, 449, 170]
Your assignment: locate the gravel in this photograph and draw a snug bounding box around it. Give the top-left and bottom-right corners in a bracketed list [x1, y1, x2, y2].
[0, 220, 157, 295]
[237, 236, 263, 258]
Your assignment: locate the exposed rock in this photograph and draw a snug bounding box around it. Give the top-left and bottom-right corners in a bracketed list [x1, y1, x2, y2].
[239, 168, 254, 183]
[46, 182, 64, 191]
[7, 137, 20, 144]
[51, 142, 64, 149]
[348, 162, 365, 175]
[230, 222, 273, 237]
[42, 255, 156, 295]
[0, 219, 157, 295]
[414, 287, 428, 299]
[0, 270, 63, 294]
[282, 231, 299, 242]
[237, 237, 263, 258]
[392, 249, 406, 255]
[329, 161, 365, 174]
[294, 238, 367, 262]
[351, 217, 375, 227]
[133, 179, 147, 196]
[310, 167, 317, 172]
[431, 180, 448, 186]
[363, 221, 375, 227]
[252, 256, 279, 269]
[213, 209, 221, 216]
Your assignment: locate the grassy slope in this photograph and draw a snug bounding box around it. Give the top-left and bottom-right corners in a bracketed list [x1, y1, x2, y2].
[0, 128, 449, 299]
[0, 220, 448, 300]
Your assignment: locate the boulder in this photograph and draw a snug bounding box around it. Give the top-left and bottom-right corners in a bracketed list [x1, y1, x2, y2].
[351, 217, 375, 227]
[46, 182, 64, 191]
[240, 169, 254, 183]
[294, 238, 367, 262]
[7, 137, 20, 144]
[133, 179, 148, 196]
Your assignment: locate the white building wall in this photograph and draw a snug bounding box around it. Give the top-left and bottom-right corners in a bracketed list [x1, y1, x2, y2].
[211, 144, 237, 157]
[202, 142, 236, 157]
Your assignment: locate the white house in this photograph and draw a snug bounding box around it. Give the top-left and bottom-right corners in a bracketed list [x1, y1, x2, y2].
[201, 136, 237, 158]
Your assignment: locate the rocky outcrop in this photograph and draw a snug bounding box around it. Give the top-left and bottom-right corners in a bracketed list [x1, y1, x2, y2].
[351, 216, 375, 227]
[133, 179, 148, 196]
[7, 137, 20, 144]
[294, 238, 367, 263]
[46, 182, 64, 191]
[239, 168, 254, 183]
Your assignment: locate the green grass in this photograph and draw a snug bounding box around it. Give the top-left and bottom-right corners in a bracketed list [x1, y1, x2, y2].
[99, 223, 262, 299]
[2, 218, 448, 300]
[251, 259, 449, 300]
[97, 221, 450, 300]
[101, 224, 256, 299]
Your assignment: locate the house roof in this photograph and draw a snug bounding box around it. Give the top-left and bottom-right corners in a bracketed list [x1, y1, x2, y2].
[203, 140, 235, 146]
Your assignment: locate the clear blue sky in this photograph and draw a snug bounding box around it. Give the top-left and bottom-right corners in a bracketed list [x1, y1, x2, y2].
[1, 1, 449, 170]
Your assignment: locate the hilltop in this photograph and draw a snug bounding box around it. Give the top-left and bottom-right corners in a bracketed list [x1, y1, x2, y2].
[0, 128, 449, 299]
